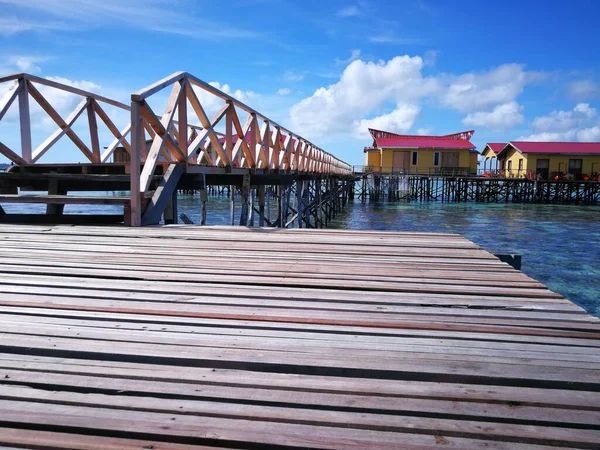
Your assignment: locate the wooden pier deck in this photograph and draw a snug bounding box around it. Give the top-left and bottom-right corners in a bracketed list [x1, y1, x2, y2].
[0, 224, 599, 449]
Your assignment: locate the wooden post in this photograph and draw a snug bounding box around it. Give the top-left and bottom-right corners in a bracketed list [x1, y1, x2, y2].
[163, 191, 178, 224]
[18, 79, 32, 163]
[230, 185, 235, 225]
[248, 189, 255, 226]
[239, 174, 250, 226]
[129, 101, 142, 226]
[296, 179, 303, 228]
[258, 185, 265, 227]
[277, 185, 283, 227]
[46, 175, 66, 216]
[200, 188, 207, 225]
[316, 178, 322, 228]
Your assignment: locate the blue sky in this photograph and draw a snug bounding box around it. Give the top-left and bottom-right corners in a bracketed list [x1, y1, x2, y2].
[1, 0, 600, 165]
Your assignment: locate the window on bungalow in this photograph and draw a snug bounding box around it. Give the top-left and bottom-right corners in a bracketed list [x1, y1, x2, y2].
[518, 158, 524, 171]
[412, 151, 418, 166]
[433, 152, 440, 166]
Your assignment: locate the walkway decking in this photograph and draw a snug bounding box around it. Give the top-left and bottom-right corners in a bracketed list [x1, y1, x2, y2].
[0, 224, 598, 449]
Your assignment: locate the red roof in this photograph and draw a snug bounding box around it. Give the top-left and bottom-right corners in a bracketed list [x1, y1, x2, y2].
[366, 128, 476, 151]
[485, 143, 506, 154]
[499, 141, 600, 157]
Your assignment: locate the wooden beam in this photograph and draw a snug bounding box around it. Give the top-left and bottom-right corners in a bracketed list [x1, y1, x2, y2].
[0, 81, 20, 122]
[129, 101, 143, 227]
[131, 71, 186, 102]
[26, 81, 95, 163]
[225, 103, 233, 163]
[31, 98, 89, 163]
[87, 100, 101, 162]
[141, 163, 183, 226]
[93, 101, 131, 154]
[18, 79, 32, 163]
[0, 142, 28, 166]
[22, 73, 129, 110]
[176, 81, 188, 159]
[185, 81, 230, 167]
[101, 124, 132, 163]
[231, 110, 254, 168]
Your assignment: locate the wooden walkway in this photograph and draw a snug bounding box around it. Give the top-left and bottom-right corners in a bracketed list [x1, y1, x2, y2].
[0, 224, 598, 449]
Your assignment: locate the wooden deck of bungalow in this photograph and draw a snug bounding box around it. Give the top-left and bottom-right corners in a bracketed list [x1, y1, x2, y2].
[0, 224, 599, 449]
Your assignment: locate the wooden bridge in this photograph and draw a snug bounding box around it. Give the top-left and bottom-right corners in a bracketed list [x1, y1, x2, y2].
[0, 224, 598, 449]
[0, 72, 353, 226]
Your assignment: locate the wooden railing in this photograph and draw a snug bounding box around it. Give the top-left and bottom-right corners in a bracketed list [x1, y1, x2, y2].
[1, 72, 352, 226]
[0, 73, 131, 165]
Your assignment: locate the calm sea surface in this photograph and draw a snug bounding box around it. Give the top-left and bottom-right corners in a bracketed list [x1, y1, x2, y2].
[4, 194, 599, 316]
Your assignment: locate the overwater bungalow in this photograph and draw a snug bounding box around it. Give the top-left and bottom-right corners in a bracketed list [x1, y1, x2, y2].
[364, 128, 479, 175]
[496, 141, 600, 180]
[481, 143, 505, 174]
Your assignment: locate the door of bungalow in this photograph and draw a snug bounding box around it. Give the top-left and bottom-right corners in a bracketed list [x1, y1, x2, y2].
[392, 151, 410, 172]
[441, 152, 460, 168]
[536, 159, 549, 180]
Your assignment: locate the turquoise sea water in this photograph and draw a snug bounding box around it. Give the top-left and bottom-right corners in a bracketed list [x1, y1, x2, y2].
[3, 194, 599, 316]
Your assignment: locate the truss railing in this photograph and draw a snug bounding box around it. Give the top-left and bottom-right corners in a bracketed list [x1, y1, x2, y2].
[0, 73, 131, 165]
[0, 72, 352, 226]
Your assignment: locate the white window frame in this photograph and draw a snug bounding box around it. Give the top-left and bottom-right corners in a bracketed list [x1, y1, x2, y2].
[433, 151, 440, 167]
[411, 151, 418, 166]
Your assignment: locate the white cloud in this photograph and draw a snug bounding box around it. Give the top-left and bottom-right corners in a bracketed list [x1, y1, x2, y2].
[462, 101, 524, 131]
[277, 88, 290, 96]
[283, 70, 305, 83]
[531, 103, 596, 132]
[566, 80, 599, 101]
[335, 49, 361, 66]
[337, 5, 360, 17]
[0, 16, 70, 36]
[368, 33, 423, 45]
[289, 55, 437, 138]
[353, 104, 420, 139]
[440, 64, 530, 112]
[289, 55, 539, 139]
[8, 55, 50, 73]
[416, 127, 432, 135]
[519, 103, 600, 141]
[1, 0, 260, 40]
[423, 50, 438, 67]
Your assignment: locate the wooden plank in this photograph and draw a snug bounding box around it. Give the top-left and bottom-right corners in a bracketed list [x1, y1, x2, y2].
[0, 224, 598, 449]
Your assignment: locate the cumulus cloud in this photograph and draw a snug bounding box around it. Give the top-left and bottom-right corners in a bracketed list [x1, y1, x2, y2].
[519, 103, 600, 141]
[289, 55, 437, 137]
[277, 88, 290, 96]
[289, 56, 539, 139]
[440, 64, 530, 112]
[352, 104, 420, 139]
[462, 101, 524, 131]
[566, 80, 599, 101]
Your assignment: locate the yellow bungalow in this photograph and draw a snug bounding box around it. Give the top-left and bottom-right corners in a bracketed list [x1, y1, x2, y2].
[496, 141, 600, 180]
[364, 128, 479, 175]
[481, 143, 505, 174]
